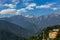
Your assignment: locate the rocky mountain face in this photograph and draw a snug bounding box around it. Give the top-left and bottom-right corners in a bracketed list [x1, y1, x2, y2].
[0, 12, 60, 38]
[25, 13, 60, 30]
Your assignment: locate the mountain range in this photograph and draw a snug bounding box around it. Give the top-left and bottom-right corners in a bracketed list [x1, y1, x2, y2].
[0, 12, 60, 38]
[25, 13, 60, 30]
[0, 20, 35, 37]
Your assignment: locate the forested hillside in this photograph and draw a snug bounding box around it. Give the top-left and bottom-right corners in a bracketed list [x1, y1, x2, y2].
[26, 25, 60, 40]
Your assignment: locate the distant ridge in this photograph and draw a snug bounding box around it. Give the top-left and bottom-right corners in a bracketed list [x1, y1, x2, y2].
[0, 20, 35, 37]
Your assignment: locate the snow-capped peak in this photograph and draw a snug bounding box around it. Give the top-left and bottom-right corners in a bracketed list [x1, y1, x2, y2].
[25, 14, 35, 18]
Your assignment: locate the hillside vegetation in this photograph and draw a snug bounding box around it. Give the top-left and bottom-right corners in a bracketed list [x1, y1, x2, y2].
[26, 25, 60, 40]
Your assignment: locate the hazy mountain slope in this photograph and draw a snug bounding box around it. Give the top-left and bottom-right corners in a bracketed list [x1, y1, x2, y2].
[0, 20, 34, 37]
[0, 15, 37, 33]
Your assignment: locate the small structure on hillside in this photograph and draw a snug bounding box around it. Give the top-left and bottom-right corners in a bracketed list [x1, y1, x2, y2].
[53, 29, 59, 32]
[48, 29, 59, 40]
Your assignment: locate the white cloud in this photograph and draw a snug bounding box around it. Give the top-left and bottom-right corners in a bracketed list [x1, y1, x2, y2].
[0, 8, 27, 15]
[26, 3, 36, 10]
[51, 8, 58, 11]
[36, 3, 56, 8]
[26, 7, 34, 10]
[16, 8, 27, 15]
[15, 3, 37, 15]
[36, 3, 60, 11]
[0, 9, 16, 14]
[23, 0, 34, 6]
[12, 0, 19, 5]
[0, 9, 16, 17]
[0, 3, 35, 16]
[1, 3, 36, 15]
[36, 5, 50, 8]
[27, 3, 36, 7]
[0, 2, 59, 18]
[4, 4, 16, 9]
[25, 14, 34, 18]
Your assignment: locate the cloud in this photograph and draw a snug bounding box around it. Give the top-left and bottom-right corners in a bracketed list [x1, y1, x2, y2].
[0, 4, 35, 17]
[36, 3, 56, 8]
[36, 3, 59, 11]
[51, 8, 58, 11]
[27, 3, 36, 7]
[16, 8, 27, 15]
[0, 3, 36, 16]
[26, 3, 36, 10]
[0, 8, 27, 16]
[12, 0, 19, 5]
[23, 0, 34, 6]
[0, 9, 16, 14]
[4, 4, 16, 9]
[25, 14, 34, 18]
[13, 3, 36, 15]
[0, 9, 17, 17]
[0, 2, 59, 18]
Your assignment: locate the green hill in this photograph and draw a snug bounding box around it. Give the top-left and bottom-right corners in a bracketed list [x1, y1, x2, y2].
[26, 25, 60, 40]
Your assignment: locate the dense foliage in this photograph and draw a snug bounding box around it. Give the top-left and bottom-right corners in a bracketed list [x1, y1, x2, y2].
[26, 25, 60, 40]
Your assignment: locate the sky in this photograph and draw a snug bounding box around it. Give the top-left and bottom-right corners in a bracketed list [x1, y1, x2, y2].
[0, 0, 60, 17]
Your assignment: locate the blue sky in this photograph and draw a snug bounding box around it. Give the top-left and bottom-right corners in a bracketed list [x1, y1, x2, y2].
[0, 0, 60, 17]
